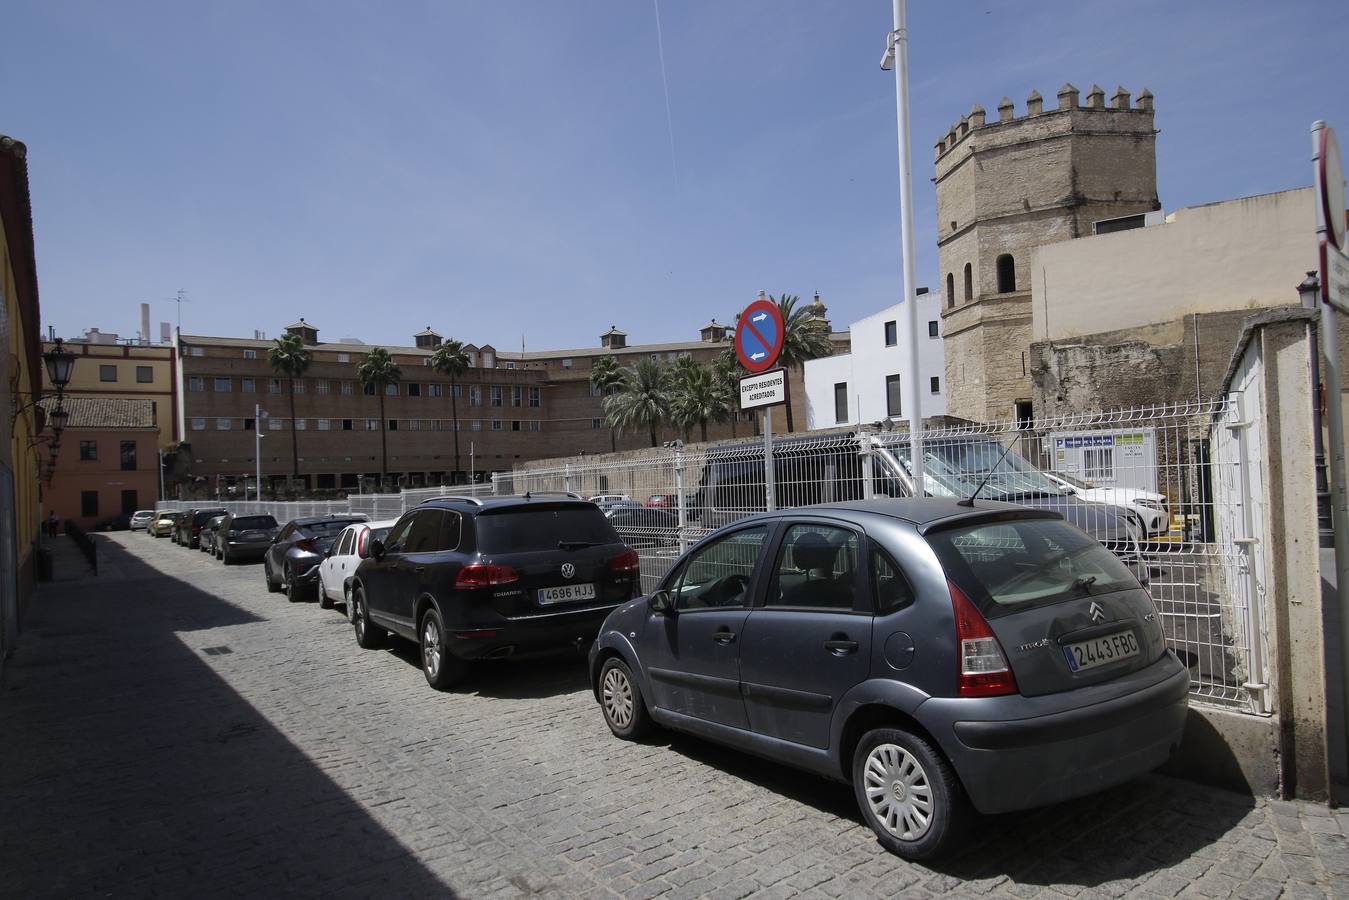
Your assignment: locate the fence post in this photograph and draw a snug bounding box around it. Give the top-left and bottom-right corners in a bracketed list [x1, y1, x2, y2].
[675, 445, 688, 554]
[1229, 390, 1271, 714]
[564, 463, 572, 496]
[858, 430, 875, 501]
[763, 409, 776, 512]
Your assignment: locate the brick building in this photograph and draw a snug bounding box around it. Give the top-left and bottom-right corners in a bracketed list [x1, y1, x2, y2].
[41, 339, 177, 447]
[935, 84, 1159, 423]
[40, 397, 160, 528]
[176, 314, 847, 493]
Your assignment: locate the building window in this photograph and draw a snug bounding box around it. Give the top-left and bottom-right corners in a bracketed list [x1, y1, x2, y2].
[136, 366, 153, 383]
[491, 419, 502, 431]
[591, 418, 602, 429]
[241, 377, 255, 392]
[470, 385, 482, 407]
[482, 351, 494, 368]
[269, 378, 282, 394]
[243, 349, 257, 360]
[363, 382, 376, 396]
[930, 376, 940, 394]
[80, 440, 97, 460]
[490, 385, 503, 407]
[1015, 400, 1034, 430]
[963, 263, 973, 302]
[294, 418, 306, 430]
[946, 273, 954, 307]
[471, 420, 482, 431]
[928, 320, 939, 338]
[833, 382, 848, 424]
[452, 384, 462, 399]
[342, 419, 353, 431]
[318, 418, 331, 431]
[317, 380, 330, 395]
[191, 418, 206, 431]
[214, 377, 231, 392]
[190, 347, 204, 357]
[243, 417, 255, 431]
[589, 382, 602, 398]
[511, 420, 521, 432]
[408, 382, 421, 397]
[294, 379, 305, 394]
[529, 420, 541, 432]
[429, 384, 442, 398]
[505, 362, 515, 370]
[511, 386, 522, 407]
[883, 321, 897, 347]
[217, 418, 231, 430]
[338, 353, 350, 363]
[384, 383, 397, 397]
[528, 386, 540, 408]
[341, 381, 353, 396]
[885, 374, 902, 418]
[387, 419, 397, 431]
[120, 440, 137, 471]
[81, 491, 99, 517]
[996, 254, 1016, 292]
[562, 358, 573, 369]
[189, 376, 205, 392]
[365, 419, 379, 430]
[268, 418, 283, 430]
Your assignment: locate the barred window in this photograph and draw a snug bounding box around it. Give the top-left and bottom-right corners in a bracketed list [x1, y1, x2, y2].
[317, 381, 330, 395]
[217, 418, 231, 430]
[241, 377, 255, 392]
[191, 418, 205, 431]
[215, 377, 231, 392]
[189, 377, 205, 392]
[318, 419, 331, 431]
[528, 386, 540, 408]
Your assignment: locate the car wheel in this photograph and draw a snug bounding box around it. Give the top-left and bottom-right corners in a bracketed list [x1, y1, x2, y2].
[283, 563, 303, 602]
[318, 580, 333, 610]
[419, 608, 466, 690]
[352, 588, 386, 649]
[264, 558, 280, 593]
[852, 727, 967, 861]
[221, 549, 231, 565]
[598, 657, 653, 740]
[344, 585, 356, 623]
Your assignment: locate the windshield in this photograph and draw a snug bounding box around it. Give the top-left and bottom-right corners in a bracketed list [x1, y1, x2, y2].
[476, 505, 620, 553]
[1052, 471, 1092, 489]
[300, 519, 366, 538]
[232, 516, 277, 530]
[888, 439, 1062, 502]
[927, 517, 1138, 616]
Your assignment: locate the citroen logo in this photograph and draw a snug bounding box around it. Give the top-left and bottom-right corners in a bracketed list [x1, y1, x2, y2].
[1088, 601, 1106, 624]
[561, 563, 575, 579]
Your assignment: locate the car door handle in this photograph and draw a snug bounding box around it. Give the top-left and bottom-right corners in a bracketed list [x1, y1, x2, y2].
[824, 640, 859, 655]
[712, 629, 737, 644]
[413, 566, 425, 574]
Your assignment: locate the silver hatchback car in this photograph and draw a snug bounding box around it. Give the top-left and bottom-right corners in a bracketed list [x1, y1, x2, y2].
[589, 499, 1188, 860]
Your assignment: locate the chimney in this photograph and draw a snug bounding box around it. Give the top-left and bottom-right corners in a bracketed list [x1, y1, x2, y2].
[160, 322, 172, 343]
[140, 303, 151, 345]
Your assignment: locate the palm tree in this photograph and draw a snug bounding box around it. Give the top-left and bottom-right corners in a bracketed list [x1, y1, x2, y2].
[430, 339, 470, 482]
[670, 361, 730, 443]
[589, 355, 625, 452]
[356, 347, 401, 489]
[603, 359, 670, 448]
[267, 333, 312, 482]
[668, 356, 703, 441]
[771, 293, 833, 432]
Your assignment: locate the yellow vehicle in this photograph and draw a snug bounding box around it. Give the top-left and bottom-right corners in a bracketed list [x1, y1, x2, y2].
[149, 510, 178, 538]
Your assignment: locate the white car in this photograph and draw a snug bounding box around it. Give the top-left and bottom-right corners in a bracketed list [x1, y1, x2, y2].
[129, 510, 156, 531]
[318, 519, 398, 615]
[1045, 472, 1170, 536]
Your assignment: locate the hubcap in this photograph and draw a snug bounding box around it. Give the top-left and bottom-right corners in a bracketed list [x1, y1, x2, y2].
[602, 668, 634, 728]
[863, 744, 933, 841]
[423, 619, 441, 677]
[355, 597, 365, 637]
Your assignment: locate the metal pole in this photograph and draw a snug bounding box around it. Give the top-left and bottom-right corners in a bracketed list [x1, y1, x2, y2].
[1313, 119, 1349, 767]
[158, 447, 166, 502]
[255, 404, 264, 501]
[675, 444, 688, 554]
[890, 0, 924, 492]
[763, 408, 776, 511]
[470, 441, 476, 486]
[859, 430, 875, 500]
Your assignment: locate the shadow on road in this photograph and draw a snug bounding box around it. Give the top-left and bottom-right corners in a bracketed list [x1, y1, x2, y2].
[0, 536, 458, 897]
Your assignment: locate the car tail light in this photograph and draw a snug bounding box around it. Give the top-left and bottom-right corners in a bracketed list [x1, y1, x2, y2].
[356, 528, 371, 558]
[949, 580, 1017, 697]
[608, 549, 640, 573]
[295, 537, 316, 553]
[454, 629, 499, 640]
[455, 564, 519, 589]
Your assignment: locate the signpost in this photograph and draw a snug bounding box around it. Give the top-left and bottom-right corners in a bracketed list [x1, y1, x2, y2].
[1311, 120, 1349, 770]
[735, 293, 786, 510]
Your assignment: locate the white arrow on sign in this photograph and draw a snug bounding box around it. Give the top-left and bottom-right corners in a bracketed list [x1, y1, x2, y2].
[752, 312, 768, 323]
[750, 351, 765, 361]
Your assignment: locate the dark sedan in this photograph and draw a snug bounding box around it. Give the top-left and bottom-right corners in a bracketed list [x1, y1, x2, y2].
[174, 508, 227, 548]
[264, 515, 368, 600]
[215, 513, 279, 563]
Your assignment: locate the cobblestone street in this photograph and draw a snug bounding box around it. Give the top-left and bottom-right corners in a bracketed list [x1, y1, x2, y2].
[1, 532, 1347, 899]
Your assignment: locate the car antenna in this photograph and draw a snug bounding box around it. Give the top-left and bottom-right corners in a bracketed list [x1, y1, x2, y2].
[956, 438, 1016, 508]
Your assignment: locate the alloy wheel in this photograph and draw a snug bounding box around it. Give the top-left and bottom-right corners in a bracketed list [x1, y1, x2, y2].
[602, 667, 634, 728]
[863, 743, 934, 841]
[422, 618, 442, 679]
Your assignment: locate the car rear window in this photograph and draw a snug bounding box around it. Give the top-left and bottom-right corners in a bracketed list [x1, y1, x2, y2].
[232, 516, 276, 530]
[300, 519, 366, 538]
[925, 518, 1138, 617]
[194, 510, 226, 525]
[476, 505, 619, 553]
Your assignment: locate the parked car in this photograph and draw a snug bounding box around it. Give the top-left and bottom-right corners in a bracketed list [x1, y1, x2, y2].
[174, 508, 227, 548]
[215, 512, 280, 563]
[318, 519, 397, 613]
[588, 494, 633, 513]
[96, 513, 132, 531]
[350, 496, 640, 689]
[170, 511, 191, 544]
[1044, 471, 1170, 537]
[129, 510, 156, 531]
[199, 515, 227, 554]
[263, 514, 369, 599]
[646, 494, 677, 508]
[606, 506, 679, 548]
[149, 511, 178, 538]
[589, 498, 1188, 861]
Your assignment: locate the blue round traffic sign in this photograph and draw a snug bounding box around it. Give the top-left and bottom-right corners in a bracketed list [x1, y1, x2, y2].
[735, 298, 785, 373]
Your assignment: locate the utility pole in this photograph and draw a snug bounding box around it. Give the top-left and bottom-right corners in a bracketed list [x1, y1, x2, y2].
[256, 404, 266, 501]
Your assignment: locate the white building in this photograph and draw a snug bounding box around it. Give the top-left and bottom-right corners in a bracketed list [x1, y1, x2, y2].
[804, 290, 946, 430]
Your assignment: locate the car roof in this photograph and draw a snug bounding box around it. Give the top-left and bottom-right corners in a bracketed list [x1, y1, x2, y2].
[291, 513, 369, 526]
[732, 498, 1063, 533]
[340, 518, 399, 530]
[417, 495, 596, 515]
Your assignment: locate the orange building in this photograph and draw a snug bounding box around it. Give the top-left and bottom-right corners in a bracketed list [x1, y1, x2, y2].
[40, 398, 160, 530]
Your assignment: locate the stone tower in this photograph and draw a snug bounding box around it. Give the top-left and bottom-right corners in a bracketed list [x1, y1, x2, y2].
[935, 84, 1158, 422]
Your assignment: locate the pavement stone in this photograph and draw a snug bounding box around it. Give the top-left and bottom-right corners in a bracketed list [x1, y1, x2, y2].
[0, 532, 1346, 898]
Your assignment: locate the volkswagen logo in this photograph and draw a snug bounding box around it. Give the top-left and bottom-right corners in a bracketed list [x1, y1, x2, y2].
[1088, 601, 1106, 623]
[561, 563, 575, 580]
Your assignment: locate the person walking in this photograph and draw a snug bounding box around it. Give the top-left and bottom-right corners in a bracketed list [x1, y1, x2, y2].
[46, 513, 59, 538]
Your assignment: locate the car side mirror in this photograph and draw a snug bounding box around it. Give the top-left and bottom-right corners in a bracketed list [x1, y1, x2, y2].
[324, 549, 333, 558]
[370, 539, 386, 560]
[648, 590, 675, 614]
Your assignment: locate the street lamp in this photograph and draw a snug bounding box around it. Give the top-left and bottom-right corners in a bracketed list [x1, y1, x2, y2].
[42, 338, 76, 390]
[48, 404, 69, 437]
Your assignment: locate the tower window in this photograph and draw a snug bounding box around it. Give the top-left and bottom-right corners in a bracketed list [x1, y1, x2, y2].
[945, 273, 954, 308]
[963, 263, 973, 302]
[997, 254, 1017, 293]
[883, 321, 897, 347]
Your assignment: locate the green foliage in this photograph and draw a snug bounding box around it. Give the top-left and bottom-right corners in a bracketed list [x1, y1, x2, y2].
[669, 359, 731, 443]
[267, 333, 312, 379]
[356, 346, 402, 391]
[602, 358, 671, 448]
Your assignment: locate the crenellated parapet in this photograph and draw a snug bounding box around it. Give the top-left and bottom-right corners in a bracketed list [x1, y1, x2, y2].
[935, 84, 1155, 161]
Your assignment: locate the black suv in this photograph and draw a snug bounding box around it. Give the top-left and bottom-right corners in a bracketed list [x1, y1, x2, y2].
[175, 507, 227, 548]
[350, 495, 640, 689]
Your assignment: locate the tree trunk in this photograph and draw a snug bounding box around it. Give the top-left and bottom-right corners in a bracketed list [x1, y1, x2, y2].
[784, 378, 796, 433]
[451, 378, 461, 482]
[731, 413, 738, 438]
[649, 421, 657, 448]
[700, 420, 708, 443]
[378, 391, 388, 489]
[288, 378, 300, 481]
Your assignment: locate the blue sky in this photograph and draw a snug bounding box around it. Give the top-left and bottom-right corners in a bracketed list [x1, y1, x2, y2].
[5, 0, 1347, 351]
